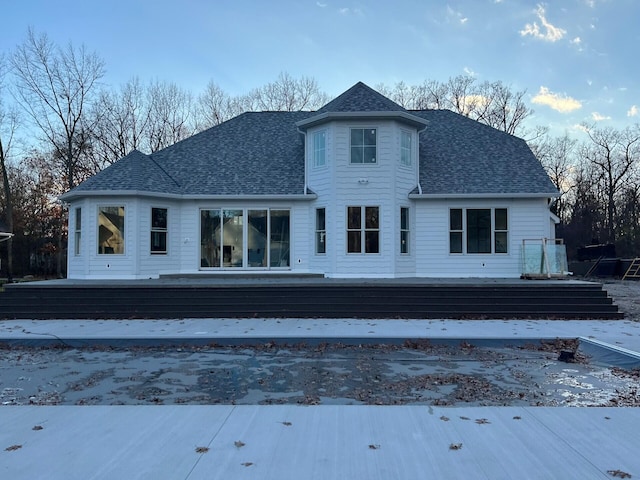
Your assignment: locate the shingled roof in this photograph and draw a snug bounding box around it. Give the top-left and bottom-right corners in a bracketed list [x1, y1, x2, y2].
[62, 82, 557, 200]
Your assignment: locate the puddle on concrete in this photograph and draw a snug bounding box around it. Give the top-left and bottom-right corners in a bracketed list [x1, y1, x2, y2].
[1, 340, 638, 407]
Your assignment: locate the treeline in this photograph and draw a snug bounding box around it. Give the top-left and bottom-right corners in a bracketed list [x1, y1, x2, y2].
[1, 29, 639, 278]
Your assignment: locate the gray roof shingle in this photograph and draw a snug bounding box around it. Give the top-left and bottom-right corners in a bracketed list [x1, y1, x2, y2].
[63, 82, 557, 200]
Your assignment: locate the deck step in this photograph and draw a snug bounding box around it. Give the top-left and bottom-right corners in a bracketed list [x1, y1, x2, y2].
[0, 280, 623, 320]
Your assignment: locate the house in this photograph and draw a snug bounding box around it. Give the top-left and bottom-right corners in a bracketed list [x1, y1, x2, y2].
[60, 82, 559, 280]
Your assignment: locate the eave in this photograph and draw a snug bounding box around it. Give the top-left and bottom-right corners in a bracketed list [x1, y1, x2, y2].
[59, 190, 317, 202]
[296, 111, 429, 130]
[409, 192, 560, 200]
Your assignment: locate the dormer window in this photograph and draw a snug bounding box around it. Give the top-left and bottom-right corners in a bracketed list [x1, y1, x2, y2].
[313, 130, 326, 167]
[350, 128, 377, 164]
[400, 130, 412, 166]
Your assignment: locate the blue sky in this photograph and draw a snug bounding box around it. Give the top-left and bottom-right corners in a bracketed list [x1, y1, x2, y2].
[3, 0, 638, 137]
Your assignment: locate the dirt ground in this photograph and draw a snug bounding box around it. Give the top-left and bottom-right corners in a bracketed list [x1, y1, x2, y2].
[600, 279, 640, 320]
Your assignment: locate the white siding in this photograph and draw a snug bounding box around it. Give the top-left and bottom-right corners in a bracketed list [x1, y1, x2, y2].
[415, 198, 552, 278]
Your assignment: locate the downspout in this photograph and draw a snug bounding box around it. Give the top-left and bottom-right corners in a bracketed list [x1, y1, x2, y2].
[298, 128, 308, 195]
[416, 123, 428, 195]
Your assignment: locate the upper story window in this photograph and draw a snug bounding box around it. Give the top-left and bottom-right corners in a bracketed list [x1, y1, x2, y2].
[400, 207, 409, 254]
[400, 130, 412, 166]
[313, 130, 326, 167]
[350, 128, 377, 164]
[98, 206, 125, 255]
[151, 207, 168, 254]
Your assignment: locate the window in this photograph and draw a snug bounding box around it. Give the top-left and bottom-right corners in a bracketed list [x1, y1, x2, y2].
[467, 209, 492, 254]
[316, 208, 326, 254]
[449, 209, 463, 254]
[494, 208, 508, 253]
[313, 131, 326, 167]
[350, 128, 377, 164]
[151, 208, 168, 254]
[200, 208, 290, 269]
[98, 206, 125, 254]
[400, 207, 409, 254]
[74, 207, 82, 255]
[347, 206, 379, 253]
[449, 208, 509, 254]
[400, 130, 412, 166]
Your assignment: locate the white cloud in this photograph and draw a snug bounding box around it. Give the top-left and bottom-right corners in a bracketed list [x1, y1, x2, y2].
[338, 7, 349, 14]
[520, 4, 567, 42]
[532, 86, 582, 113]
[446, 5, 468, 25]
[628, 105, 639, 117]
[316, 2, 327, 7]
[571, 37, 581, 45]
[463, 66, 477, 77]
[591, 112, 611, 121]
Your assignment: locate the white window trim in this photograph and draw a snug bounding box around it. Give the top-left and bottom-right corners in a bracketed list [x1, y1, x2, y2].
[349, 127, 378, 165]
[449, 207, 509, 255]
[97, 205, 126, 255]
[346, 205, 380, 254]
[313, 130, 327, 168]
[150, 207, 168, 255]
[400, 130, 412, 167]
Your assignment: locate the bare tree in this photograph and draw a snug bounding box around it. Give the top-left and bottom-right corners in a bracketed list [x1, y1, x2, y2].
[243, 72, 330, 112]
[194, 80, 243, 131]
[91, 77, 151, 166]
[0, 54, 18, 280]
[145, 80, 195, 152]
[10, 28, 105, 190]
[529, 133, 577, 222]
[580, 123, 640, 243]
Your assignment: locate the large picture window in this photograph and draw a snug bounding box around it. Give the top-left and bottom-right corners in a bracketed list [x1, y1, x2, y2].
[200, 208, 290, 269]
[98, 206, 125, 255]
[350, 128, 377, 164]
[449, 208, 508, 254]
[347, 206, 379, 253]
[313, 130, 326, 167]
[151, 208, 168, 254]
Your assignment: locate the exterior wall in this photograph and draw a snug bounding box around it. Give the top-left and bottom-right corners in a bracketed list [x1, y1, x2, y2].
[67, 196, 311, 279]
[414, 197, 552, 278]
[306, 120, 421, 278]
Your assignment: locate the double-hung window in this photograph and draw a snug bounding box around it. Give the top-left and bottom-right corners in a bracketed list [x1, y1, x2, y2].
[449, 208, 508, 254]
[347, 206, 379, 253]
[350, 128, 377, 164]
[400, 207, 410, 254]
[316, 208, 326, 254]
[74, 207, 82, 255]
[313, 131, 326, 167]
[151, 207, 168, 254]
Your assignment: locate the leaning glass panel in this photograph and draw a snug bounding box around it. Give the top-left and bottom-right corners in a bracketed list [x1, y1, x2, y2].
[223, 210, 244, 267]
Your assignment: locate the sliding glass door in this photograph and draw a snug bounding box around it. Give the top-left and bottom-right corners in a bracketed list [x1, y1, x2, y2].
[200, 208, 289, 270]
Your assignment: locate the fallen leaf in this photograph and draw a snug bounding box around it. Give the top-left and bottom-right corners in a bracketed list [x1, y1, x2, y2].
[242, 462, 253, 467]
[195, 446, 210, 454]
[368, 444, 380, 450]
[281, 421, 292, 426]
[5, 445, 22, 451]
[449, 443, 463, 450]
[440, 415, 450, 422]
[234, 441, 246, 448]
[459, 416, 470, 421]
[513, 416, 522, 420]
[475, 418, 491, 425]
[32, 426, 44, 431]
[607, 470, 632, 478]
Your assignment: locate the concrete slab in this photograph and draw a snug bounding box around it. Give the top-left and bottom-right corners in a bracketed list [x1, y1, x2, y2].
[1, 406, 638, 480]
